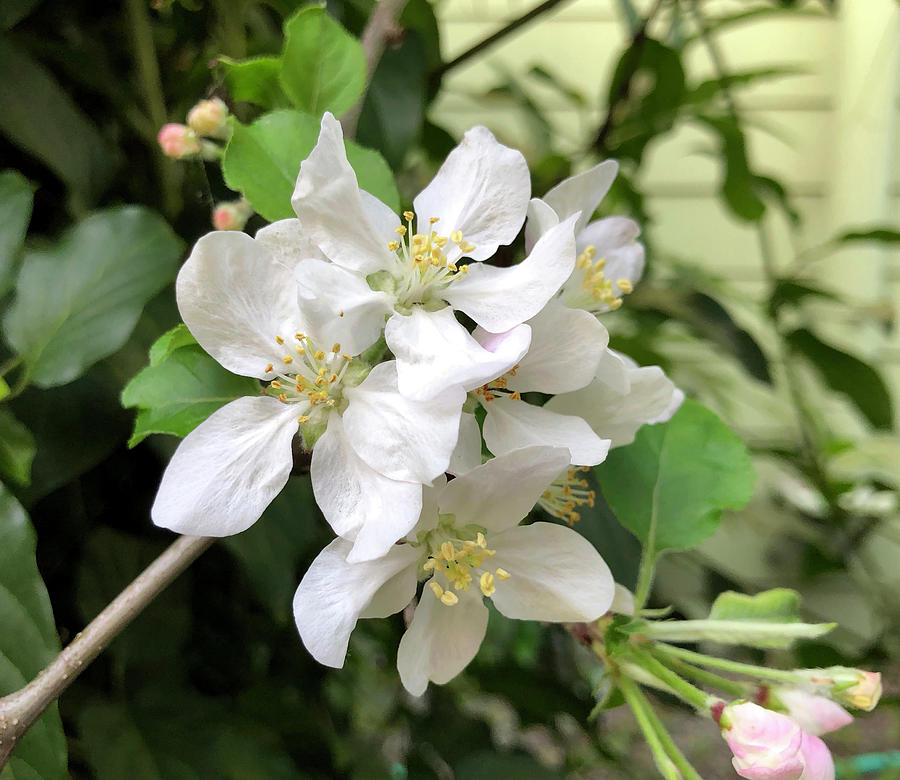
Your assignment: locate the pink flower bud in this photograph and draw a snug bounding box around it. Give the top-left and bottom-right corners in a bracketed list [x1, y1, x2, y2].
[774, 688, 852, 736]
[798, 733, 834, 780]
[212, 198, 253, 231]
[157, 123, 200, 159]
[722, 702, 804, 780]
[187, 98, 229, 137]
[838, 670, 881, 711]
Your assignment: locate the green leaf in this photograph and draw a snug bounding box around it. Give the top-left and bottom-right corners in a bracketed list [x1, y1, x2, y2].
[2, 206, 183, 388]
[709, 588, 801, 622]
[0, 485, 67, 780]
[0, 0, 42, 30]
[148, 323, 197, 367]
[695, 115, 764, 221]
[122, 338, 258, 448]
[638, 618, 834, 648]
[279, 5, 366, 117]
[596, 399, 755, 554]
[222, 109, 399, 222]
[356, 31, 426, 168]
[835, 226, 900, 244]
[0, 36, 114, 212]
[0, 406, 35, 485]
[768, 280, 837, 316]
[0, 169, 34, 297]
[219, 55, 289, 109]
[0, 376, 8, 401]
[786, 328, 893, 429]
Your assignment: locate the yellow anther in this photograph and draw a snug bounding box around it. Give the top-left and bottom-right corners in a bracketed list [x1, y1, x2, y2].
[403, 210, 415, 221]
[342, 353, 352, 361]
[608, 298, 623, 310]
[278, 393, 287, 403]
[496, 568, 511, 580]
[440, 541, 456, 561]
[476, 532, 487, 548]
[296, 345, 305, 354]
[275, 335, 284, 344]
[433, 235, 448, 248]
[441, 590, 459, 606]
[326, 399, 336, 407]
[328, 373, 338, 383]
[387, 240, 400, 251]
[295, 332, 305, 340]
[450, 230, 463, 244]
[458, 265, 469, 275]
[460, 242, 476, 253]
[297, 415, 310, 424]
[270, 380, 282, 389]
[480, 572, 496, 597]
[331, 343, 341, 353]
[395, 225, 407, 235]
[339, 311, 344, 317]
[413, 255, 425, 265]
[617, 278, 633, 294]
[314, 350, 325, 360]
[264, 363, 274, 374]
[429, 216, 440, 224]
[509, 391, 522, 401]
[295, 384, 304, 392]
[315, 377, 326, 387]
[282, 355, 293, 364]
[429, 581, 444, 599]
[317, 366, 327, 376]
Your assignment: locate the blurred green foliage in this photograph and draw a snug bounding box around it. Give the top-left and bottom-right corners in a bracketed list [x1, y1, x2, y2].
[0, 0, 896, 777]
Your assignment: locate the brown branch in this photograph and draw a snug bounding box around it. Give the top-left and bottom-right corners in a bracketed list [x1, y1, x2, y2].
[0, 534, 214, 769]
[341, 0, 411, 139]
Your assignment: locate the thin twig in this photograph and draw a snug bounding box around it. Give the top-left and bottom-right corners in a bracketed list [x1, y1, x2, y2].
[0, 534, 214, 769]
[431, 0, 573, 84]
[341, 0, 411, 138]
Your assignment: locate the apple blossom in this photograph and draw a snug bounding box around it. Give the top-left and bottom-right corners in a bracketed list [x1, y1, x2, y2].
[798, 733, 835, 780]
[293, 446, 615, 695]
[721, 701, 805, 780]
[151, 223, 467, 562]
[774, 688, 852, 736]
[291, 112, 580, 399]
[212, 197, 253, 231]
[157, 123, 200, 159]
[187, 97, 229, 137]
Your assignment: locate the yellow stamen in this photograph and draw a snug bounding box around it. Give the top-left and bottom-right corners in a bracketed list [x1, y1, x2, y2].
[395, 225, 407, 235]
[270, 380, 282, 389]
[264, 363, 274, 374]
[331, 343, 341, 353]
[314, 350, 325, 360]
[387, 240, 400, 251]
[275, 335, 284, 345]
[282, 355, 293, 364]
[480, 572, 496, 597]
[440, 590, 459, 606]
[403, 210, 415, 221]
[496, 568, 511, 580]
[297, 415, 309, 423]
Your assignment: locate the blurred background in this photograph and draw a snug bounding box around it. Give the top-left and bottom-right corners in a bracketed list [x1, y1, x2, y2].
[0, 0, 897, 777]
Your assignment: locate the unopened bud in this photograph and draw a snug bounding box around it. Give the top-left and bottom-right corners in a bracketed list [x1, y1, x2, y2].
[797, 667, 882, 712]
[157, 123, 200, 159]
[187, 97, 229, 137]
[773, 688, 852, 736]
[721, 701, 804, 780]
[212, 198, 254, 231]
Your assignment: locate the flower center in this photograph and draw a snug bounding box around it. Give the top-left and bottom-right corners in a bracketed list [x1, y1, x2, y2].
[417, 518, 510, 607]
[538, 467, 595, 526]
[560, 245, 633, 313]
[374, 211, 476, 312]
[262, 334, 356, 425]
[473, 364, 522, 403]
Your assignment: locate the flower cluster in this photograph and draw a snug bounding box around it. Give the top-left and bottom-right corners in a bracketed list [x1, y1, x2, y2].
[152, 112, 681, 694]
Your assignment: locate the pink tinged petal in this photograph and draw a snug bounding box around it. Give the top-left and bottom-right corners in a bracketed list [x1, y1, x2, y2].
[152, 396, 298, 536]
[438, 446, 571, 533]
[798, 734, 835, 780]
[524, 196, 560, 253]
[448, 412, 482, 476]
[310, 414, 423, 563]
[443, 214, 579, 333]
[412, 125, 530, 263]
[542, 159, 619, 235]
[482, 396, 611, 466]
[176, 231, 304, 378]
[254, 218, 327, 265]
[292, 538, 418, 667]
[397, 586, 489, 696]
[545, 358, 680, 448]
[385, 307, 531, 401]
[776, 689, 853, 737]
[342, 361, 466, 484]
[724, 702, 805, 780]
[480, 299, 608, 394]
[291, 112, 395, 275]
[295, 258, 392, 355]
[490, 522, 614, 622]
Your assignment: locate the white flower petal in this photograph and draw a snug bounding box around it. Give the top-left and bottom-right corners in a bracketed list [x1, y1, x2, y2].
[412, 126, 529, 262]
[397, 586, 489, 696]
[295, 258, 392, 355]
[476, 299, 608, 394]
[152, 396, 298, 536]
[360, 564, 419, 619]
[482, 397, 610, 466]
[490, 522, 614, 622]
[311, 414, 423, 562]
[576, 217, 645, 287]
[176, 231, 303, 378]
[439, 446, 571, 533]
[545, 362, 680, 447]
[342, 361, 465, 483]
[524, 196, 560, 253]
[611, 583, 635, 616]
[543, 160, 619, 235]
[293, 538, 418, 667]
[443, 215, 578, 333]
[291, 112, 395, 275]
[255, 218, 327, 265]
[385, 307, 531, 400]
[448, 412, 482, 476]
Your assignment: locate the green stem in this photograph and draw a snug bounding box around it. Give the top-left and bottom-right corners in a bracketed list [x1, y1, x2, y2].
[628, 648, 715, 713]
[626, 680, 705, 780]
[650, 647, 748, 698]
[618, 676, 682, 780]
[653, 643, 802, 685]
[633, 547, 657, 613]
